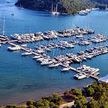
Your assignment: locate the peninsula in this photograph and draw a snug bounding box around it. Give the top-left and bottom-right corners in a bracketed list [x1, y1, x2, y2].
[15, 0, 95, 14]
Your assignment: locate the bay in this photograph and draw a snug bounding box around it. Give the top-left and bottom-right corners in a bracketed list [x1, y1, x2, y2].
[0, 0, 108, 105]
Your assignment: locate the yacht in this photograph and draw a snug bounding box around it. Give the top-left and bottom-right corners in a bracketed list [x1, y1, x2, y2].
[79, 10, 88, 16]
[76, 34, 83, 38]
[61, 66, 71, 72]
[22, 52, 32, 56]
[79, 9, 91, 16]
[41, 60, 53, 65]
[49, 62, 61, 68]
[21, 44, 27, 47]
[74, 73, 87, 80]
[8, 46, 21, 51]
[36, 57, 45, 62]
[52, 11, 60, 16]
[32, 55, 42, 59]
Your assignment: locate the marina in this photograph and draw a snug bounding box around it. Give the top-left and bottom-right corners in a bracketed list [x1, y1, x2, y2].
[1, 27, 108, 81]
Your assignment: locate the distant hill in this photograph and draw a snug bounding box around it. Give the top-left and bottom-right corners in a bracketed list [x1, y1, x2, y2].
[15, 0, 95, 14]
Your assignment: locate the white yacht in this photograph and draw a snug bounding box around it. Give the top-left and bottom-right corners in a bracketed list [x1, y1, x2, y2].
[8, 45, 21, 51]
[36, 57, 45, 62]
[74, 73, 87, 80]
[21, 44, 27, 47]
[76, 34, 83, 38]
[49, 62, 61, 68]
[22, 52, 32, 56]
[41, 60, 53, 65]
[79, 9, 91, 16]
[61, 67, 71, 72]
[52, 11, 60, 16]
[32, 55, 42, 59]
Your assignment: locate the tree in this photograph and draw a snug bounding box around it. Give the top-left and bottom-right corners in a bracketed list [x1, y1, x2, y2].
[35, 99, 50, 108]
[74, 100, 83, 108]
[49, 102, 59, 108]
[71, 88, 82, 96]
[5, 105, 17, 108]
[86, 86, 95, 96]
[87, 99, 100, 108]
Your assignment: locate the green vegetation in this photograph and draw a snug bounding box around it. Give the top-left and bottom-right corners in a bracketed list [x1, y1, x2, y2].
[73, 82, 108, 108]
[60, 0, 95, 14]
[3, 82, 108, 108]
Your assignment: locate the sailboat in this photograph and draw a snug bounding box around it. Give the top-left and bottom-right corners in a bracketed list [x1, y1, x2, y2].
[51, 3, 60, 16]
[0, 16, 6, 47]
[2, 16, 5, 36]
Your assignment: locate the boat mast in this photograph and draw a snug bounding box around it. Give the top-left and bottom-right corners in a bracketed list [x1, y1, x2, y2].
[56, 3, 58, 12]
[2, 16, 5, 36]
[51, 2, 54, 12]
[106, 4, 107, 9]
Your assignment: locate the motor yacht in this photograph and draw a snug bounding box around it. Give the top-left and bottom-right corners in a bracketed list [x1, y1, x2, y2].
[74, 73, 87, 80]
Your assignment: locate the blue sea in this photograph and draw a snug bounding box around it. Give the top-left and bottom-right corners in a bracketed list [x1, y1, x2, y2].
[0, 0, 108, 105]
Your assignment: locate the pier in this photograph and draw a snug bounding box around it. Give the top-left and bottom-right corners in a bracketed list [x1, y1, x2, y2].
[6, 42, 100, 80]
[70, 66, 99, 80]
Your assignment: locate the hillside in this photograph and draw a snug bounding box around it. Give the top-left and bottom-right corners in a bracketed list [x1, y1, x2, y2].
[15, 0, 95, 14]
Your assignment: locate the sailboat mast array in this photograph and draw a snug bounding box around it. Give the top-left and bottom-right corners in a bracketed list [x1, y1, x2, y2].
[51, 1, 60, 16]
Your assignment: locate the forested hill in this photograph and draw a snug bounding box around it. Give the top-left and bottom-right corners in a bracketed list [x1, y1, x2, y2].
[15, 0, 108, 14]
[15, 0, 95, 14]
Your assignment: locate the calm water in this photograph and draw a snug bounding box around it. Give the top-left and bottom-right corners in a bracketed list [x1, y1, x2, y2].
[0, 0, 108, 105]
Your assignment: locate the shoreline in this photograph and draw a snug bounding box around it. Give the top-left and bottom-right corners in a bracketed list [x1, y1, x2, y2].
[0, 81, 93, 106]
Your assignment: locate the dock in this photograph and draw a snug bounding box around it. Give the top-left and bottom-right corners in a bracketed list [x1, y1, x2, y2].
[70, 66, 99, 80]
[8, 42, 37, 55]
